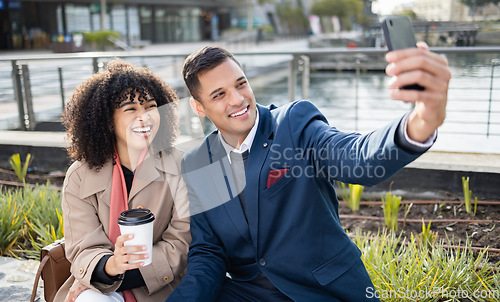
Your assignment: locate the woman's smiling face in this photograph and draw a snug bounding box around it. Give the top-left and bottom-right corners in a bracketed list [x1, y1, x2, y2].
[113, 91, 160, 156]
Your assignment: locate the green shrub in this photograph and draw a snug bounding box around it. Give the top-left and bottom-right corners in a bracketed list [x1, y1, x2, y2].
[0, 192, 26, 256]
[23, 182, 64, 259]
[0, 183, 63, 259]
[353, 230, 500, 302]
[262, 25, 274, 34]
[83, 30, 120, 51]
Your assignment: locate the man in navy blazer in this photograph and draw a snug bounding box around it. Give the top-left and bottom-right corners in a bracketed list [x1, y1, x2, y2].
[167, 45, 451, 301]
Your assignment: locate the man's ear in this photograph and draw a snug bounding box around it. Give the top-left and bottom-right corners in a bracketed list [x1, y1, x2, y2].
[190, 97, 206, 118]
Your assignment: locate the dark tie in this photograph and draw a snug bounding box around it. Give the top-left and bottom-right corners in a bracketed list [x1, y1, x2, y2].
[242, 149, 249, 170]
[230, 150, 249, 217]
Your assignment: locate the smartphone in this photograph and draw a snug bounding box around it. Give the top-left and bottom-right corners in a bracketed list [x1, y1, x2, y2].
[382, 15, 424, 91]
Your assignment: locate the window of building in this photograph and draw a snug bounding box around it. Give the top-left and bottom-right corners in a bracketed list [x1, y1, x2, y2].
[111, 5, 127, 35]
[66, 4, 91, 33]
[155, 7, 167, 43]
[166, 8, 179, 42]
[140, 6, 153, 42]
[128, 6, 140, 44]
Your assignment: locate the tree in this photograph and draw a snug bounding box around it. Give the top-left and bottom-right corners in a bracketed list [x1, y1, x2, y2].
[459, 0, 499, 20]
[311, 0, 349, 18]
[276, 2, 309, 34]
[310, 0, 363, 18]
[459, 0, 499, 6]
[310, 0, 363, 31]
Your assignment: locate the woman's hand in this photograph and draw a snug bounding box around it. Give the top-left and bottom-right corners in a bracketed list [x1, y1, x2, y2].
[66, 280, 89, 302]
[105, 234, 148, 276]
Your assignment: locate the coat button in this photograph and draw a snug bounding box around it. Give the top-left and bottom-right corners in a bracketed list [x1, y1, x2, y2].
[258, 258, 267, 266]
[263, 143, 268, 148]
[78, 268, 84, 275]
[136, 205, 144, 209]
[163, 276, 169, 282]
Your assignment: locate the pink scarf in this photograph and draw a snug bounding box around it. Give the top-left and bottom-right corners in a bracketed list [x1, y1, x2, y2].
[109, 148, 149, 302]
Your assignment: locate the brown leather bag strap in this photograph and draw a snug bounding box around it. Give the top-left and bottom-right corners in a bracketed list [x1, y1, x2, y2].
[30, 253, 50, 302]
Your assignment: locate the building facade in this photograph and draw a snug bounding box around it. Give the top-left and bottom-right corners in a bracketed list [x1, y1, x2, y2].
[412, 0, 468, 21]
[0, 0, 243, 50]
[413, 0, 500, 21]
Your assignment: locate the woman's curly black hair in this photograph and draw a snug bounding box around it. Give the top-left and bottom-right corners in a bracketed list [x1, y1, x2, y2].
[63, 59, 179, 170]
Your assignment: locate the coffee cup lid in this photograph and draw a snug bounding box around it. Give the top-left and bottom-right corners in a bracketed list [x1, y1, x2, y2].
[118, 209, 155, 226]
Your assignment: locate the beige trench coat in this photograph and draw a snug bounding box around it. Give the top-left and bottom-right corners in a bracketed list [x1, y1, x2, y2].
[54, 148, 191, 302]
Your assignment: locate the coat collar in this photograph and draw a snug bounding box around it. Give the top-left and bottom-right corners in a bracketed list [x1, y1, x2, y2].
[254, 104, 275, 143]
[78, 150, 179, 201]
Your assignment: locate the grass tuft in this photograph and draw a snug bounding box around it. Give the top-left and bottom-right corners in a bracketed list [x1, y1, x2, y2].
[352, 230, 500, 302]
[8, 153, 32, 183]
[338, 181, 363, 212]
[382, 192, 402, 231]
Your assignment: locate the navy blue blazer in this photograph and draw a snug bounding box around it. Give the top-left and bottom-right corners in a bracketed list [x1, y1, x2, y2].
[168, 101, 426, 301]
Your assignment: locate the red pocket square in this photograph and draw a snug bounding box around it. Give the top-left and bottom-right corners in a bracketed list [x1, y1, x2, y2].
[267, 169, 289, 188]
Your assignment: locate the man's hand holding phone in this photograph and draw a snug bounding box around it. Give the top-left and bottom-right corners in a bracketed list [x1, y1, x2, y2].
[382, 15, 425, 91]
[382, 16, 451, 143]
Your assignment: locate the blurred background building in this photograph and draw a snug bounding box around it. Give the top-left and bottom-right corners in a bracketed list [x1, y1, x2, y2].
[389, 0, 500, 21]
[0, 0, 382, 51]
[0, 0, 244, 50]
[1, 0, 499, 51]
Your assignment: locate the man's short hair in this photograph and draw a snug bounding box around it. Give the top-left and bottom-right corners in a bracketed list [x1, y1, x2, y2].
[182, 46, 241, 101]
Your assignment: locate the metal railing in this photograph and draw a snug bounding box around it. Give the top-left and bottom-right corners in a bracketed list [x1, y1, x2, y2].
[0, 46, 499, 141]
[488, 58, 500, 138]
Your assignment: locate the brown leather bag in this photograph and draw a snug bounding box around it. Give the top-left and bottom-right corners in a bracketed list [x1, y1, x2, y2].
[30, 239, 71, 302]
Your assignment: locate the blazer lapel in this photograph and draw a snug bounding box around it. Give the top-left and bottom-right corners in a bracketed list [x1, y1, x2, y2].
[245, 104, 274, 244]
[208, 134, 252, 242]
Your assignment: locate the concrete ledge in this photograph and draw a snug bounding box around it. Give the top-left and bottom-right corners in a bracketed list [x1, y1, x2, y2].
[0, 131, 68, 148]
[409, 151, 500, 174]
[0, 131, 203, 149]
[0, 132, 203, 172]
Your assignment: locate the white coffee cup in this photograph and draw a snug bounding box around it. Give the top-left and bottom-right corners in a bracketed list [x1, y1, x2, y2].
[118, 209, 155, 266]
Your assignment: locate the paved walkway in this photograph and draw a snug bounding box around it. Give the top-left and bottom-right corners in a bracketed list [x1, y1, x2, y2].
[0, 256, 44, 302]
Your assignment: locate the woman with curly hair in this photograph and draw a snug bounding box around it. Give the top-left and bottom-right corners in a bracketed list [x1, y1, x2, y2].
[54, 59, 190, 302]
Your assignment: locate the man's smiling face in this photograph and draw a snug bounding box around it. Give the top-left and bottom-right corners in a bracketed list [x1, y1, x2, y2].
[190, 58, 257, 148]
